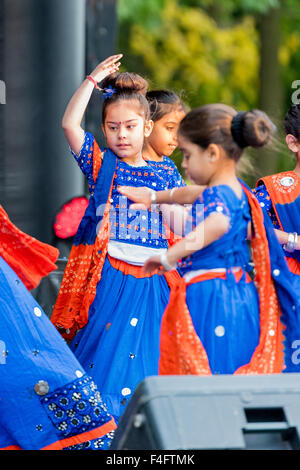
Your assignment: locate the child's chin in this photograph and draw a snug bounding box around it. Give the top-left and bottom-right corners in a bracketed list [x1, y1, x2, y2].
[115, 153, 129, 159]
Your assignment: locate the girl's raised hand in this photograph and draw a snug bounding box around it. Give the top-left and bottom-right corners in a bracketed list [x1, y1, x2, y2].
[89, 54, 123, 83]
[118, 186, 152, 210]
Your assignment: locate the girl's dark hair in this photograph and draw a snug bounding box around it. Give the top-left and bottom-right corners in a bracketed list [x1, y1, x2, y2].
[100, 72, 150, 122]
[178, 103, 276, 161]
[146, 89, 188, 122]
[284, 104, 300, 140]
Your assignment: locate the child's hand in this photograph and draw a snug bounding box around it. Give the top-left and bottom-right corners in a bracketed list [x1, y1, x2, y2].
[118, 186, 152, 209]
[143, 255, 165, 274]
[89, 54, 123, 83]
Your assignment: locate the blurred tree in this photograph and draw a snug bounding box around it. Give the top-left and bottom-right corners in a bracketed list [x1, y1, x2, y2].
[117, 0, 300, 184]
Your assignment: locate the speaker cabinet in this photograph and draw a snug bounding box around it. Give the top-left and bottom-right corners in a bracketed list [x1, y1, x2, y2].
[111, 374, 300, 450]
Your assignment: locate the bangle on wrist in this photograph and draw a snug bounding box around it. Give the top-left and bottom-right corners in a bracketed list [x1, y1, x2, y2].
[284, 232, 298, 253]
[150, 189, 157, 204]
[160, 252, 176, 271]
[169, 187, 177, 203]
[86, 75, 101, 91]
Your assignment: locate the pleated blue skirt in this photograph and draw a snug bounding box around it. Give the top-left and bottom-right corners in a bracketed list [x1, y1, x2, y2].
[70, 255, 171, 424]
[185, 274, 260, 374]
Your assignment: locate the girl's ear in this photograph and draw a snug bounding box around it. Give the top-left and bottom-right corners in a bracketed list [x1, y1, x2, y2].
[286, 134, 300, 153]
[101, 123, 106, 137]
[207, 143, 220, 162]
[144, 120, 154, 138]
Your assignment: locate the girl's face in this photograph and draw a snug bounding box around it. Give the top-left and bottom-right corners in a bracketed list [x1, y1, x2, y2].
[178, 133, 215, 185]
[146, 109, 186, 157]
[102, 101, 152, 159]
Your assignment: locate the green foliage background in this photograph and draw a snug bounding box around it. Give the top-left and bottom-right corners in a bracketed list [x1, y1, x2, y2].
[117, 0, 300, 185]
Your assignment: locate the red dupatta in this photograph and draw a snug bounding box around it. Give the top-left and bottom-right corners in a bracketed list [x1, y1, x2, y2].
[0, 205, 59, 290]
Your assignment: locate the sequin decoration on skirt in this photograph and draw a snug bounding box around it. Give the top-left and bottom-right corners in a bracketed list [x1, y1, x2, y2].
[0, 256, 116, 450]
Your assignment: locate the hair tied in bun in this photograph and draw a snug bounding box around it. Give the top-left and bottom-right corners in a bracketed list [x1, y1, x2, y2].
[231, 111, 248, 148]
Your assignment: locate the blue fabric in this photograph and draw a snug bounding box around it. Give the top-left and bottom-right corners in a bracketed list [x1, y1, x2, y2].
[247, 179, 300, 372]
[68, 133, 187, 425]
[147, 156, 186, 189]
[179, 185, 252, 275]
[178, 182, 300, 374]
[178, 185, 259, 373]
[252, 184, 280, 229]
[72, 132, 170, 250]
[257, 202, 300, 373]
[70, 256, 171, 425]
[186, 276, 260, 374]
[73, 145, 117, 247]
[0, 256, 114, 450]
[252, 183, 300, 264]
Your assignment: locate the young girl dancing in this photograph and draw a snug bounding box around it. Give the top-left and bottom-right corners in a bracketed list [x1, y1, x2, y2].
[0, 205, 115, 450]
[51, 55, 180, 424]
[119, 104, 300, 376]
[253, 104, 300, 277]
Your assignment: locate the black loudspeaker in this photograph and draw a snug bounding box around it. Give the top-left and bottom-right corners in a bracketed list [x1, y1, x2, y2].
[110, 374, 300, 450]
[31, 258, 67, 319]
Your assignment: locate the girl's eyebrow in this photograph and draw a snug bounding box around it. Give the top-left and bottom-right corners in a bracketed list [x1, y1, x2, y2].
[106, 119, 139, 124]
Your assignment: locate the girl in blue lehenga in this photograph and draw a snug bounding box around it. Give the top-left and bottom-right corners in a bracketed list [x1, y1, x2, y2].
[120, 104, 300, 376]
[0, 206, 115, 450]
[51, 55, 180, 425]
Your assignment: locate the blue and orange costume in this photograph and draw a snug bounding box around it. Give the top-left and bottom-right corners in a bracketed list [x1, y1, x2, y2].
[145, 155, 186, 189]
[0, 205, 116, 450]
[158, 183, 300, 376]
[51, 132, 180, 424]
[253, 171, 300, 276]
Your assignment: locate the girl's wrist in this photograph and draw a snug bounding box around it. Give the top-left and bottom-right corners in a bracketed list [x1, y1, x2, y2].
[283, 232, 298, 252]
[160, 252, 177, 271]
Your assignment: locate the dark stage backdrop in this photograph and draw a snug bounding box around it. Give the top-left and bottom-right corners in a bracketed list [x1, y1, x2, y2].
[0, 0, 118, 244]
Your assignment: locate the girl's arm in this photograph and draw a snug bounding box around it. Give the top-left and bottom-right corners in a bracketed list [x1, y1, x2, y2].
[143, 212, 230, 274]
[118, 185, 207, 236]
[62, 54, 122, 155]
[274, 229, 300, 250]
[118, 185, 206, 208]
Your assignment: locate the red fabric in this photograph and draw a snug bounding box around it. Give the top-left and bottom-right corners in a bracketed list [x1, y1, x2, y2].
[0, 205, 59, 290]
[159, 185, 285, 376]
[286, 257, 300, 275]
[53, 197, 89, 239]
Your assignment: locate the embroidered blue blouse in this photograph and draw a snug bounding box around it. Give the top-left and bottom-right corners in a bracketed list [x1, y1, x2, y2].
[147, 156, 186, 189]
[71, 132, 169, 251]
[178, 185, 252, 274]
[251, 184, 280, 229]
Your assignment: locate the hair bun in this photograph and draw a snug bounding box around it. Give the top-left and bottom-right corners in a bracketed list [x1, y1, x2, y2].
[242, 110, 276, 148]
[100, 72, 148, 96]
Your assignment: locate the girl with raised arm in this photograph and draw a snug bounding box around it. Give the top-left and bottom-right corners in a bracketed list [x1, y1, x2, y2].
[51, 56, 180, 424]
